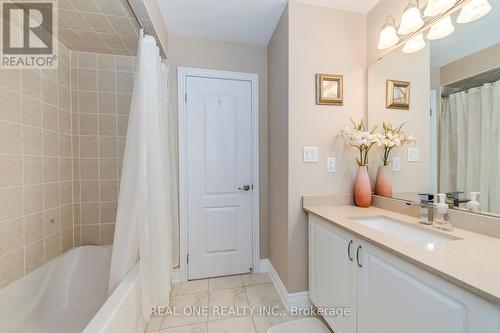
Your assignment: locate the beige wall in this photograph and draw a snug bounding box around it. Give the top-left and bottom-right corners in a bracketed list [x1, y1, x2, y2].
[166, 33, 269, 267]
[267, 1, 368, 293]
[440, 43, 500, 86]
[367, 0, 407, 65]
[287, 1, 368, 293]
[268, 5, 290, 290]
[0, 43, 73, 288]
[367, 46, 431, 195]
[70, 51, 134, 247]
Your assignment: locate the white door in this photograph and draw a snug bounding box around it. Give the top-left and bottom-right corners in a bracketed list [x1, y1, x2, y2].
[309, 215, 357, 333]
[186, 75, 254, 280]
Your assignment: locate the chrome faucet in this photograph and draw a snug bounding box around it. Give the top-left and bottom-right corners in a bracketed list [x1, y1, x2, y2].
[407, 193, 435, 225]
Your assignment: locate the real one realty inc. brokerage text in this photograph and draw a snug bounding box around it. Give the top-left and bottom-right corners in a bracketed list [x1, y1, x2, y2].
[151, 306, 351, 318]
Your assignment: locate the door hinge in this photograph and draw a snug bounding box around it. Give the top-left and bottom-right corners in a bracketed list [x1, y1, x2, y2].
[187, 254, 189, 264]
[185, 92, 187, 103]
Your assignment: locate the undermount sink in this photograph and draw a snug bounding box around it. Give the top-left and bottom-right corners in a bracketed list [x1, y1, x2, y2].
[350, 216, 458, 246]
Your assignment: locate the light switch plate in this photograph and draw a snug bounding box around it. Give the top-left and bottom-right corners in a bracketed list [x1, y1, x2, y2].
[407, 148, 420, 162]
[327, 157, 336, 172]
[303, 147, 318, 163]
[392, 157, 401, 172]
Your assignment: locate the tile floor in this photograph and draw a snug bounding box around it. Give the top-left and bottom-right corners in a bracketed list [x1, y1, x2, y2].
[145, 273, 316, 333]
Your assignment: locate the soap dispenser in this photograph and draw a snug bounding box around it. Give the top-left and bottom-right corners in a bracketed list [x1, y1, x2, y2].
[467, 192, 481, 213]
[433, 193, 452, 231]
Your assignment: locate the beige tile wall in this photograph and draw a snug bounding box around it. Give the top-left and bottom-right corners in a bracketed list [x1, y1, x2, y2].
[71, 51, 133, 247]
[0, 43, 74, 288]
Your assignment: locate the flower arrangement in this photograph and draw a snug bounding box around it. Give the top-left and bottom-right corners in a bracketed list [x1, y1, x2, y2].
[379, 122, 416, 166]
[339, 118, 383, 166]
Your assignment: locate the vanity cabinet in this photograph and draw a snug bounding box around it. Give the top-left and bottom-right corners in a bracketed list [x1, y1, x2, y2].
[309, 214, 356, 333]
[308, 214, 500, 333]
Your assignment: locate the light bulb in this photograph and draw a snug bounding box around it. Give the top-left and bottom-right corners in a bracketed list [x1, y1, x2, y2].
[403, 33, 426, 53]
[457, 0, 492, 23]
[424, 0, 456, 17]
[377, 17, 400, 49]
[427, 16, 455, 40]
[398, 3, 424, 35]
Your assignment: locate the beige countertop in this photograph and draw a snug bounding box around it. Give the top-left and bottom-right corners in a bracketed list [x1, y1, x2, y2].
[304, 204, 500, 306]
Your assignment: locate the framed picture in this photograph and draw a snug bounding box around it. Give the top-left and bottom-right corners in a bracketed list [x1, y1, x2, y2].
[386, 80, 410, 110]
[316, 74, 343, 106]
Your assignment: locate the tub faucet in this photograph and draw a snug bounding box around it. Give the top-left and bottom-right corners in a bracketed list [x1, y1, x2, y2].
[407, 193, 435, 225]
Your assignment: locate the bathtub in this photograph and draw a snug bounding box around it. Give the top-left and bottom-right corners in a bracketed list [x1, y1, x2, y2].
[0, 246, 146, 333]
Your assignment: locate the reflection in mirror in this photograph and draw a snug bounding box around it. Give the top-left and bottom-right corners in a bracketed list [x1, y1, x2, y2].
[368, 0, 500, 217]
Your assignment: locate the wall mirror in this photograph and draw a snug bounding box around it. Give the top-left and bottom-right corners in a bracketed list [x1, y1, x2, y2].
[368, 1, 500, 217]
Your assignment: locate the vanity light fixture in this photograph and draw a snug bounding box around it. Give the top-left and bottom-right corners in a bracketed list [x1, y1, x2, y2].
[403, 33, 426, 53]
[424, 0, 457, 17]
[377, 0, 493, 55]
[457, 0, 492, 23]
[377, 16, 400, 50]
[427, 16, 455, 40]
[398, 1, 425, 35]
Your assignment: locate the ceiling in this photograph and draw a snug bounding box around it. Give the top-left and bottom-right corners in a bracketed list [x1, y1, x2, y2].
[293, 0, 380, 13]
[159, 0, 381, 46]
[57, 0, 140, 55]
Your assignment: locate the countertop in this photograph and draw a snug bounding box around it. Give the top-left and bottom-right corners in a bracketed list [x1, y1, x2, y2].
[304, 204, 500, 306]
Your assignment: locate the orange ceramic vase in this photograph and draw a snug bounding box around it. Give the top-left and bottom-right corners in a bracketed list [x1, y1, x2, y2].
[354, 165, 372, 208]
[375, 165, 393, 197]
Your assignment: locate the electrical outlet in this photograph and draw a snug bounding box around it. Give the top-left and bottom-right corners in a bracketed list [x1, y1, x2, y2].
[408, 148, 420, 162]
[303, 147, 318, 163]
[392, 157, 401, 172]
[327, 157, 336, 172]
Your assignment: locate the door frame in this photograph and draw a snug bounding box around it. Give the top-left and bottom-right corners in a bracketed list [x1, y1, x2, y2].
[177, 67, 260, 281]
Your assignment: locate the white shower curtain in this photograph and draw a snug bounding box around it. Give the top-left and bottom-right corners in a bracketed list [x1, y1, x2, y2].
[440, 80, 500, 214]
[108, 32, 172, 319]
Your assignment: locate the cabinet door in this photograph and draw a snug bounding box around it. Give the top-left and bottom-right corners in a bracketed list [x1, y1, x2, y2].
[309, 215, 356, 333]
[357, 242, 500, 333]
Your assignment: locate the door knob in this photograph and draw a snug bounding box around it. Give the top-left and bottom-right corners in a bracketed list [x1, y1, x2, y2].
[238, 185, 251, 191]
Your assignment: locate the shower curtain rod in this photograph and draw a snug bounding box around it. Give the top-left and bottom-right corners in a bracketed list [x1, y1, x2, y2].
[441, 78, 500, 98]
[125, 0, 167, 59]
[126, 0, 145, 32]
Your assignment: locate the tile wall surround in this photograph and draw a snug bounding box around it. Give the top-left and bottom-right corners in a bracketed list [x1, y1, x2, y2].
[71, 51, 134, 248]
[57, 0, 140, 55]
[0, 43, 73, 288]
[0, 48, 134, 289]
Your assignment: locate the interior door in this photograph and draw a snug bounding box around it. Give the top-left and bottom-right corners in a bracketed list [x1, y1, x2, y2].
[186, 75, 254, 280]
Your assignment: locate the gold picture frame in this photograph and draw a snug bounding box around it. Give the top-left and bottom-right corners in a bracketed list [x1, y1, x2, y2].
[386, 80, 410, 110]
[316, 74, 343, 106]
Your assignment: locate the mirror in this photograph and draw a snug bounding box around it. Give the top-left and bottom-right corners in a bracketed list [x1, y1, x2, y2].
[368, 1, 500, 217]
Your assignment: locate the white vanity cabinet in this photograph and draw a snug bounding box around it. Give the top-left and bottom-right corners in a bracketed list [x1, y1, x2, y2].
[308, 214, 500, 333]
[308, 214, 356, 333]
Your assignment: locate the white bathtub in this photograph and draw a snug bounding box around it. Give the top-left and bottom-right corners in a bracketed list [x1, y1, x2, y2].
[0, 246, 146, 333]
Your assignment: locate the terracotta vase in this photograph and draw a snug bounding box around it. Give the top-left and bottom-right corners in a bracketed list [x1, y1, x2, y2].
[354, 165, 372, 208]
[375, 165, 393, 197]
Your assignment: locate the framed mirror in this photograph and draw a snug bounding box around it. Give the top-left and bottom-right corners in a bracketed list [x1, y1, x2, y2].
[368, 1, 500, 217]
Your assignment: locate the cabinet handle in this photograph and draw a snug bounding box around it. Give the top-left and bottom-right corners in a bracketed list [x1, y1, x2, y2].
[347, 240, 353, 261]
[356, 245, 362, 268]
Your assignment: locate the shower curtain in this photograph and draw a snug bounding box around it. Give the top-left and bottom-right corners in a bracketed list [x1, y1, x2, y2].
[108, 32, 173, 319]
[440, 80, 500, 214]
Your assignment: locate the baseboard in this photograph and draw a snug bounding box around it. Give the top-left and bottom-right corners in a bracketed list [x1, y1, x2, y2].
[259, 259, 312, 310]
